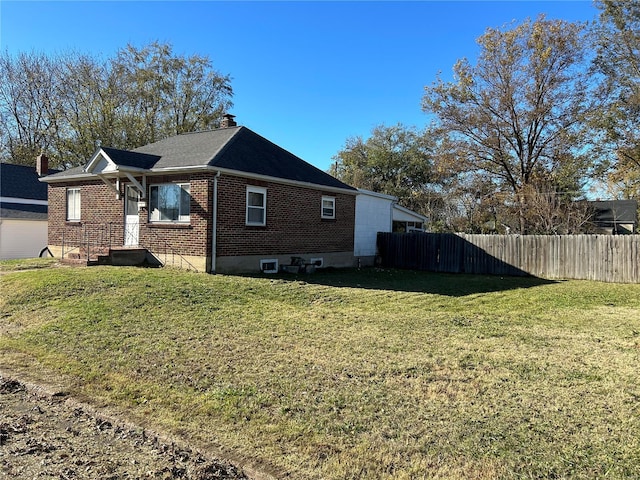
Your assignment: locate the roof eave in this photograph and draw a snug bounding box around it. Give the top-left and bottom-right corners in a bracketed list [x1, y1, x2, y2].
[213, 167, 357, 194]
[39, 164, 357, 194]
[357, 188, 397, 201]
[40, 165, 154, 183]
[147, 165, 358, 194]
[40, 172, 95, 183]
[393, 204, 428, 222]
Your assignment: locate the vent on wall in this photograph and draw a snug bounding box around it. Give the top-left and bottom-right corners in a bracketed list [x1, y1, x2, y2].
[309, 258, 324, 268]
[260, 259, 278, 273]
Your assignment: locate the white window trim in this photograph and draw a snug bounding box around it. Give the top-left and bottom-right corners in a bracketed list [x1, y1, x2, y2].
[321, 196, 336, 219]
[246, 186, 267, 226]
[149, 182, 191, 223]
[66, 187, 81, 221]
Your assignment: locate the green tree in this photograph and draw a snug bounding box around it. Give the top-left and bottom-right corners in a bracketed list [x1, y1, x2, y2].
[330, 123, 439, 215]
[423, 16, 598, 234]
[593, 0, 640, 198]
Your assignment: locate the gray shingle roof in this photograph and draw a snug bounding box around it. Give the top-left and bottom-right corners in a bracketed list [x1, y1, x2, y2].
[133, 127, 240, 169]
[591, 200, 638, 224]
[1, 163, 54, 200]
[134, 126, 355, 190]
[101, 147, 161, 170]
[43, 126, 356, 191]
[1, 202, 48, 220]
[43, 165, 85, 180]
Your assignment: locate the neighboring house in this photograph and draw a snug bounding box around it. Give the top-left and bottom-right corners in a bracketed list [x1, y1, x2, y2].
[354, 189, 428, 266]
[589, 200, 638, 234]
[41, 116, 358, 273]
[0, 158, 55, 260]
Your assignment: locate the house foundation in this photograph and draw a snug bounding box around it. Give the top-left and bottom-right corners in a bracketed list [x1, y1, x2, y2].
[215, 251, 355, 274]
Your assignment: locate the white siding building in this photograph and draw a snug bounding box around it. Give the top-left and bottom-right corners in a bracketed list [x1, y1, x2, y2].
[0, 160, 53, 260]
[354, 190, 395, 262]
[354, 189, 427, 266]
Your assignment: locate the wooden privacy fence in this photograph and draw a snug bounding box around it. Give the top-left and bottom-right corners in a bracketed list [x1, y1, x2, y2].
[377, 233, 640, 283]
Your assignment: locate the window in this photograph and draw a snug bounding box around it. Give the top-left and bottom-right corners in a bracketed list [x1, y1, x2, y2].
[260, 259, 278, 273]
[393, 221, 424, 233]
[126, 186, 139, 216]
[149, 183, 190, 222]
[321, 196, 335, 219]
[408, 222, 423, 232]
[310, 257, 324, 268]
[246, 186, 266, 226]
[66, 188, 81, 221]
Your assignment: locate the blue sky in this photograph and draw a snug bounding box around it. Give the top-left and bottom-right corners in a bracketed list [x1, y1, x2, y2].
[1, 1, 598, 171]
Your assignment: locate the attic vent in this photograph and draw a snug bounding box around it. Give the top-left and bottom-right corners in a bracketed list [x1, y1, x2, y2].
[220, 114, 237, 128]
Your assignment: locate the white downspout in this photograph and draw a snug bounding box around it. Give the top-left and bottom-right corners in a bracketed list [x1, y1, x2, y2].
[211, 171, 220, 273]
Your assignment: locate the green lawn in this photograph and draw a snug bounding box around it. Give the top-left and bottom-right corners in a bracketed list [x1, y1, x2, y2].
[1, 262, 639, 479]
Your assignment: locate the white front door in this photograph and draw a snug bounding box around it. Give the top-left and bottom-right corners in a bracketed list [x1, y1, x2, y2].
[124, 186, 139, 247]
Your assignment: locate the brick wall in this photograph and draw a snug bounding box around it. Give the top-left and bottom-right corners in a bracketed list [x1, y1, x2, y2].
[48, 172, 355, 264]
[216, 175, 355, 257]
[139, 174, 212, 257]
[48, 180, 125, 248]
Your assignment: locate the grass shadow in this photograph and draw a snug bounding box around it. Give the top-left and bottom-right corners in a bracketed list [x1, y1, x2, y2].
[260, 268, 558, 297]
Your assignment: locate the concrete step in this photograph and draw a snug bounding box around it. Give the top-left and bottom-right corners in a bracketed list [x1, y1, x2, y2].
[63, 248, 149, 267]
[108, 248, 148, 266]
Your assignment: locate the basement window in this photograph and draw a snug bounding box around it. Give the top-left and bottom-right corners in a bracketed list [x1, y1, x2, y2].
[260, 259, 278, 273]
[310, 257, 324, 268]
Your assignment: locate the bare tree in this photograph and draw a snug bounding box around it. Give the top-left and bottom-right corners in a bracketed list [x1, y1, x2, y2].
[423, 16, 599, 233]
[0, 42, 233, 168]
[113, 42, 233, 146]
[0, 51, 62, 165]
[593, 0, 640, 198]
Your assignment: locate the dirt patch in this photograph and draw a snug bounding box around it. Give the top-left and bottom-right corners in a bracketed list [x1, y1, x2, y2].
[0, 375, 248, 479]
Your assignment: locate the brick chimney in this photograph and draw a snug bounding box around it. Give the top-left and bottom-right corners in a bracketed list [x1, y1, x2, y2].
[36, 153, 49, 177]
[220, 113, 237, 128]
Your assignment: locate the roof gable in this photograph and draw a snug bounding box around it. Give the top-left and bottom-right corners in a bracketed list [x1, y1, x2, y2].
[85, 147, 161, 174]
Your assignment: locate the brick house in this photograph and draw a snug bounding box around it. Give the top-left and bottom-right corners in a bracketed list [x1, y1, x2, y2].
[41, 116, 358, 273]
